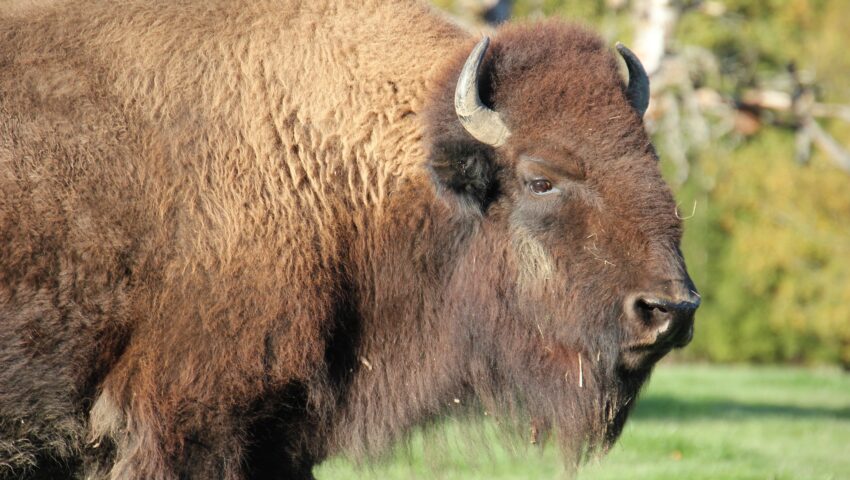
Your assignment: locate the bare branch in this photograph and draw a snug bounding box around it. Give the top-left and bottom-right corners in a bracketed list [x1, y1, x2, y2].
[809, 121, 850, 173]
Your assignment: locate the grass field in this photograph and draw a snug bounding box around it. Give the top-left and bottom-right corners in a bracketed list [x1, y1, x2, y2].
[315, 363, 850, 479]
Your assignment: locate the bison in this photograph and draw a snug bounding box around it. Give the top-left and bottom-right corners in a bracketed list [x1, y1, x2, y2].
[0, 0, 699, 478]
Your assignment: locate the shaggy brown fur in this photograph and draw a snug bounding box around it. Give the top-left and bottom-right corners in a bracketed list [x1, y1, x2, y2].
[0, 1, 697, 478]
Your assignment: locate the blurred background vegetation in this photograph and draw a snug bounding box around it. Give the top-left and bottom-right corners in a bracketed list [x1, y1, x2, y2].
[437, 0, 850, 367]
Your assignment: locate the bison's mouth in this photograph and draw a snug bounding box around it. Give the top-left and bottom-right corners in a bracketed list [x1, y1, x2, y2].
[626, 318, 694, 352]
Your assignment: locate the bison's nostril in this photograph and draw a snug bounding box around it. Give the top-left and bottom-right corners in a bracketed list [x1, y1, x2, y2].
[626, 292, 700, 349]
[637, 297, 698, 319]
[634, 298, 669, 318]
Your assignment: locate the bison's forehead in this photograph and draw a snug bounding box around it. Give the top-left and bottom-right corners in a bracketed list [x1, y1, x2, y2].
[478, 23, 682, 242]
[489, 22, 650, 166]
[423, 19, 675, 230]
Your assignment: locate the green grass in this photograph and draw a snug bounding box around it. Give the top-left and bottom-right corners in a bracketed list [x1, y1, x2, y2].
[315, 363, 850, 479]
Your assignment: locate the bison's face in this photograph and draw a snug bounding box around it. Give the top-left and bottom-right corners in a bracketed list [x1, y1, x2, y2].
[426, 24, 699, 453]
[500, 139, 699, 371]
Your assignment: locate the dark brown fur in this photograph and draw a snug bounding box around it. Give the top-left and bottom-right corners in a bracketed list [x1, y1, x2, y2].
[0, 1, 695, 479]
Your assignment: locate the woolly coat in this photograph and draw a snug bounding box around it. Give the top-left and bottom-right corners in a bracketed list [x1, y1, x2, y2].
[0, 0, 692, 478]
[0, 0, 477, 476]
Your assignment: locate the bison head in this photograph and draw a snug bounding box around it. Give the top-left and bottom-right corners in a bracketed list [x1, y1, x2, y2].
[424, 23, 699, 461]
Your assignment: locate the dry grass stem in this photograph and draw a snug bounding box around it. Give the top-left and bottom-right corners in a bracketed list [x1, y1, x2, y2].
[578, 353, 584, 388]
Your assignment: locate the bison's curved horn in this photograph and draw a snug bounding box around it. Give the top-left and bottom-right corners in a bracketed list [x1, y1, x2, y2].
[455, 37, 511, 147]
[616, 42, 650, 117]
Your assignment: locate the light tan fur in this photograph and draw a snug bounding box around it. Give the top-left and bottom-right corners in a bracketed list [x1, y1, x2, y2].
[512, 228, 556, 289]
[1, 0, 471, 476]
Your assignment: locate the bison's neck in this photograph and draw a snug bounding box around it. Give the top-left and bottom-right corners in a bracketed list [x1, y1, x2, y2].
[250, 4, 480, 457]
[67, 0, 478, 460]
[318, 176, 479, 459]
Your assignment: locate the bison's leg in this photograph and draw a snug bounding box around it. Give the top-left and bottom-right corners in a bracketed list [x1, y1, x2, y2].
[86, 325, 326, 478]
[241, 383, 320, 480]
[88, 383, 251, 480]
[242, 428, 317, 480]
[0, 286, 129, 479]
[88, 379, 321, 480]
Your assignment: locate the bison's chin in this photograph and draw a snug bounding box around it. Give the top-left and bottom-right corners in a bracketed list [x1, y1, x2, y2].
[558, 368, 651, 465]
[476, 345, 654, 468]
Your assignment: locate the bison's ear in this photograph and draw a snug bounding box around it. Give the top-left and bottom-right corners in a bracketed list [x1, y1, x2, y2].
[425, 37, 505, 209]
[428, 140, 499, 209]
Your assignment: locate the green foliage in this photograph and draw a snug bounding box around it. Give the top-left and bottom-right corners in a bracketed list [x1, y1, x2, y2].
[434, 0, 850, 365]
[678, 130, 850, 365]
[662, 0, 850, 366]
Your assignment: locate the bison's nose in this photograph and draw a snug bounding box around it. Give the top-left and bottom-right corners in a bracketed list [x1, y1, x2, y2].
[626, 290, 700, 349]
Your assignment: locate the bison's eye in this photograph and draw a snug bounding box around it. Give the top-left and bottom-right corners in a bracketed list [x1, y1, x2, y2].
[529, 179, 554, 195]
